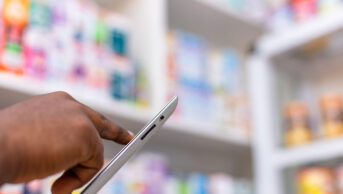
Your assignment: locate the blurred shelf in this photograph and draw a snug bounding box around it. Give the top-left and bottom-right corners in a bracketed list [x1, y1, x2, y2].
[94, 0, 263, 52]
[0, 73, 251, 156]
[94, 0, 262, 52]
[258, 9, 343, 57]
[0, 73, 150, 122]
[0, 0, 254, 177]
[194, 0, 261, 27]
[273, 138, 343, 169]
[167, 119, 250, 147]
[93, 0, 261, 28]
[168, 0, 262, 52]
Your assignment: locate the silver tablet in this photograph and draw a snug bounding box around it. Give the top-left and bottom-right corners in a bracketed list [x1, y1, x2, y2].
[81, 96, 178, 194]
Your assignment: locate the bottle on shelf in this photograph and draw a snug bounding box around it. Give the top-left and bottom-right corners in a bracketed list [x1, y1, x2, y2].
[319, 94, 343, 138]
[284, 101, 313, 147]
[297, 166, 336, 194]
[0, 0, 29, 74]
[23, 0, 51, 78]
[105, 13, 136, 102]
[47, 0, 71, 81]
[0, 153, 253, 194]
[291, 0, 317, 22]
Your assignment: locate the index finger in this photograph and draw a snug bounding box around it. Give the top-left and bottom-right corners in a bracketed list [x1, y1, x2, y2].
[81, 104, 134, 145]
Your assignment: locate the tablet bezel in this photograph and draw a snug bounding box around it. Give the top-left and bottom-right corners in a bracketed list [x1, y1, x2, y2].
[81, 96, 178, 194]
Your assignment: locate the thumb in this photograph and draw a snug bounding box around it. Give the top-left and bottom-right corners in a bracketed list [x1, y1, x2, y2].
[51, 165, 100, 194]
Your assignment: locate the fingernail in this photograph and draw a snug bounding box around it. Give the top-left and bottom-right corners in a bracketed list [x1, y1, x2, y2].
[128, 130, 135, 137]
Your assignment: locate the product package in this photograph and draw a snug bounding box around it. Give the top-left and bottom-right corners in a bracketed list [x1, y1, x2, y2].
[172, 31, 212, 121]
[46, 0, 71, 81]
[297, 166, 336, 194]
[320, 94, 343, 138]
[23, 0, 51, 78]
[283, 101, 313, 147]
[291, 0, 317, 22]
[0, 0, 142, 104]
[0, 0, 29, 74]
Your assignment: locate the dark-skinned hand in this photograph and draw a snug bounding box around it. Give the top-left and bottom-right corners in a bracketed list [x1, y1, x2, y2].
[0, 91, 134, 194]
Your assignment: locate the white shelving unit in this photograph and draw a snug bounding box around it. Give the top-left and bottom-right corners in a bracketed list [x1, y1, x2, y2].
[167, 0, 262, 52]
[259, 10, 343, 57]
[89, 0, 260, 177]
[0, 72, 251, 176]
[0, 72, 250, 146]
[249, 9, 343, 194]
[195, 0, 261, 26]
[0, 0, 261, 180]
[274, 138, 343, 169]
[4, 0, 343, 193]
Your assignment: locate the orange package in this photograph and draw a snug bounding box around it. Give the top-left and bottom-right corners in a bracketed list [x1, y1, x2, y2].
[0, 0, 29, 74]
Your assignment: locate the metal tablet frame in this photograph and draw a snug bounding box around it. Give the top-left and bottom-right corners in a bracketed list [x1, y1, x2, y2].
[81, 96, 178, 194]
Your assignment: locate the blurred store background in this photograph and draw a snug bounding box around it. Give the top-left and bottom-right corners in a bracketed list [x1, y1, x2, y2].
[1, 0, 343, 193]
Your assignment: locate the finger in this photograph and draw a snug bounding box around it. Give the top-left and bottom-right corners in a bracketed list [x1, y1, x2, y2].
[51, 165, 99, 194]
[81, 105, 134, 145]
[51, 149, 104, 194]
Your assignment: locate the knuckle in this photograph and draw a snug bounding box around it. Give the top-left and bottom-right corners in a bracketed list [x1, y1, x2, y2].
[100, 119, 110, 134]
[113, 127, 124, 142]
[54, 91, 72, 99]
[75, 117, 93, 134]
[65, 99, 85, 113]
[99, 113, 107, 121]
[72, 101, 85, 112]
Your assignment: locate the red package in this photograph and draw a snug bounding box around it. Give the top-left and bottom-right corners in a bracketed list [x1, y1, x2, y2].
[291, 0, 317, 22]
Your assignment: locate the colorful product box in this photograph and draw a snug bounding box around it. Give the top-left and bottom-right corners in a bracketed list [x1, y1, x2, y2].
[291, 0, 317, 22]
[0, 0, 142, 106]
[0, 0, 29, 74]
[0, 153, 253, 194]
[23, 0, 51, 78]
[173, 31, 212, 121]
[47, 0, 72, 81]
[166, 30, 249, 137]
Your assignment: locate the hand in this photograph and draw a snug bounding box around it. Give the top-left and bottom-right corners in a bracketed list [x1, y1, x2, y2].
[0, 92, 134, 194]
